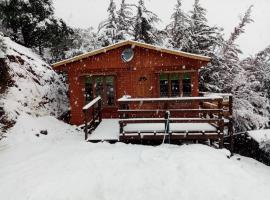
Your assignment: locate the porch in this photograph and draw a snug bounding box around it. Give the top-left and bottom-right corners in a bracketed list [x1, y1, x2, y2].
[83, 94, 233, 149]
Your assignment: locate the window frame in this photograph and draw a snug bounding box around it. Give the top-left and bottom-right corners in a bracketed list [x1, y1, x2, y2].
[158, 72, 192, 97]
[85, 75, 116, 107]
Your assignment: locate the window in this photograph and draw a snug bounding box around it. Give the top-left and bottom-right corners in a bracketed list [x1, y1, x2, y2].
[159, 74, 169, 97]
[159, 73, 192, 97]
[183, 73, 192, 97]
[85, 77, 93, 103]
[85, 76, 115, 106]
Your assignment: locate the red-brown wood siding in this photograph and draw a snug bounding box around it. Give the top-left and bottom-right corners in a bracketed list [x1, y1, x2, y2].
[60, 45, 208, 125]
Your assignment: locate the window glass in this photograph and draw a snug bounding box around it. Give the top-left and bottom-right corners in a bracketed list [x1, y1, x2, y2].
[183, 73, 192, 96]
[85, 76, 115, 106]
[95, 76, 104, 98]
[170, 74, 179, 97]
[106, 76, 115, 106]
[160, 74, 168, 97]
[85, 76, 93, 103]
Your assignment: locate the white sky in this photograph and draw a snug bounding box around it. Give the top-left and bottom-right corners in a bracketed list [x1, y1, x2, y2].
[53, 0, 270, 57]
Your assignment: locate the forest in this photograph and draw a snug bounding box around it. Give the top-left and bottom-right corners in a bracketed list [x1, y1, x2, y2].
[0, 0, 270, 132]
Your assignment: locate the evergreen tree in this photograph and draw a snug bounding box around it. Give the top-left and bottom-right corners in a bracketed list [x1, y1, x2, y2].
[0, 0, 54, 47]
[220, 5, 253, 92]
[45, 18, 75, 63]
[68, 27, 101, 57]
[117, 0, 133, 40]
[98, 0, 118, 46]
[184, 0, 220, 54]
[133, 0, 160, 44]
[166, 0, 190, 49]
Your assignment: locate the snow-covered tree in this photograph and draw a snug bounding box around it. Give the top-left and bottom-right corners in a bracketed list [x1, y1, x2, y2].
[166, 0, 190, 49]
[232, 69, 270, 132]
[220, 5, 253, 92]
[67, 27, 101, 57]
[184, 0, 221, 55]
[200, 5, 253, 93]
[133, 0, 160, 44]
[98, 0, 118, 46]
[117, 0, 134, 40]
[0, 0, 54, 47]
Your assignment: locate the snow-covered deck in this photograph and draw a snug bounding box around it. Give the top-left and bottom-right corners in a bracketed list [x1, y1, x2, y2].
[88, 119, 218, 141]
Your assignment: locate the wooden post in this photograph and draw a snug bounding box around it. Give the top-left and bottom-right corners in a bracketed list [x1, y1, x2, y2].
[218, 99, 224, 148]
[165, 111, 170, 143]
[98, 99, 102, 124]
[229, 95, 234, 154]
[119, 122, 123, 134]
[84, 110, 88, 141]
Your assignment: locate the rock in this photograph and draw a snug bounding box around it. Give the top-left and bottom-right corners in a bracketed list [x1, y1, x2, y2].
[40, 130, 48, 135]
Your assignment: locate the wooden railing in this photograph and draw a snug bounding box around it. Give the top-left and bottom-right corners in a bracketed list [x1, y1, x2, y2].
[118, 96, 226, 148]
[200, 93, 234, 151]
[83, 96, 102, 140]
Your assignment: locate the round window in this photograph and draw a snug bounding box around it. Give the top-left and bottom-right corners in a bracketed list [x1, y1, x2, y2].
[121, 48, 134, 62]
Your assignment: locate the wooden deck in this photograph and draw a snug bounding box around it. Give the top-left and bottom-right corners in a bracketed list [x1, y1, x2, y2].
[88, 119, 220, 142]
[83, 94, 233, 149]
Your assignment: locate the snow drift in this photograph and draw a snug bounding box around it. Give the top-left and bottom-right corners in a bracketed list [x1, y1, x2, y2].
[0, 36, 68, 134]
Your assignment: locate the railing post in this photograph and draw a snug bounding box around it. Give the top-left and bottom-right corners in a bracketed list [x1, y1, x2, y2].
[98, 99, 102, 124]
[165, 111, 170, 144]
[229, 95, 234, 154]
[218, 99, 224, 148]
[84, 110, 88, 141]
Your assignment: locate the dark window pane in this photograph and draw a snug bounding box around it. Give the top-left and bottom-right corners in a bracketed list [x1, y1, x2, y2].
[183, 73, 191, 96]
[170, 74, 179, 97]
[85, 76, 93, 103]
[106, 76, 115, 106]
[95, 76, 104, 98]
[160, 74, 168, 97]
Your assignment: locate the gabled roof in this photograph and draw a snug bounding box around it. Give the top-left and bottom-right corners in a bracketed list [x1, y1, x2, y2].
[52, 40, 211, 68]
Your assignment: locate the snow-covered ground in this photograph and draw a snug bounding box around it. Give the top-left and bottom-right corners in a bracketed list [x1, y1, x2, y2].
[1, 114, 270, 200]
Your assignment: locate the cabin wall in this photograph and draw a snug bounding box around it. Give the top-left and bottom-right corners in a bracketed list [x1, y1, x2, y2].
[64, 45, 206, 125]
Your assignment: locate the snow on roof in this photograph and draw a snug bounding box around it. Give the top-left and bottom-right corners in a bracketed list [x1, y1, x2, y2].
[52, 40, 211, 68]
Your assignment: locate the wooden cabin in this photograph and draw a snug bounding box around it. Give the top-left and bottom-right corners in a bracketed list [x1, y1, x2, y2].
[53, 40, 210, 124]
[53, 40, 233, 149]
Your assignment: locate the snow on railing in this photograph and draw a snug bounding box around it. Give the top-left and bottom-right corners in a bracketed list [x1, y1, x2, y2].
[83, 96, 101, 110]
[118, 96, 223, 102]
[83, 96, 102, 140]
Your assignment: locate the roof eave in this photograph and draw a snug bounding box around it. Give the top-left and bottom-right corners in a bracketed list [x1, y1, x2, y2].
[52, 40, 211, 68]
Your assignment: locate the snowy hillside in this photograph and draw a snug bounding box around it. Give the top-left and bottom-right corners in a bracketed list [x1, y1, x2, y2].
[0, 114, 270, 200]
[0, 37, 68, 133]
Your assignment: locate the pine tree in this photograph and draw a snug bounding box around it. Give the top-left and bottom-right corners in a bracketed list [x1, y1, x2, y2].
[184, 0, 220, 55]
[68, 27, 101, 57]
[166, 0, 190, 49]
[220, 5, 254, 92]
[117, 0, 133, 40]
[45, 18, 75, 63]
[0, 0, 54, 47]
[133, 0, 160, 44]
[98, 0, 118, 46]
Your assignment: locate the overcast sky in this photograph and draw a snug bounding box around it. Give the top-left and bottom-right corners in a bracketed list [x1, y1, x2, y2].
[53, 0, 270, 57]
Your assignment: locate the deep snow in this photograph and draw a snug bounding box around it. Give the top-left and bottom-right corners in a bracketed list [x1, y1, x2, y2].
[1, 114, 270, 200]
